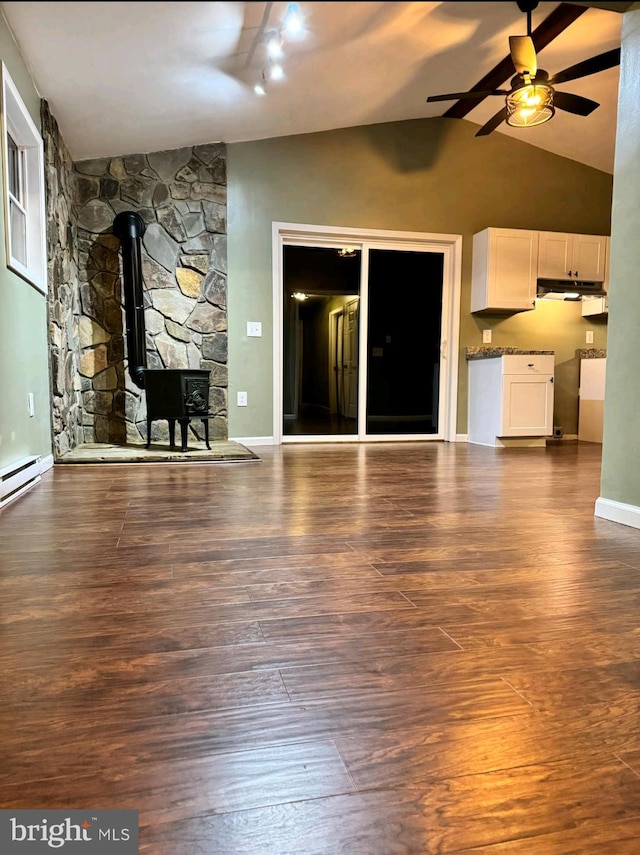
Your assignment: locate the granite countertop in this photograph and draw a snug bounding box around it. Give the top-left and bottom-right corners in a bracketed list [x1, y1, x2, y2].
[466, 347, 555, 361]
[577, 348, 607, 359]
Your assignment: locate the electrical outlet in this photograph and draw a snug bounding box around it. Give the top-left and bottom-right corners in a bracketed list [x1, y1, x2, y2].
[482, 329, 492, 344]
[28, 392, 35, 417]
[586, 330, 594, 344]
[237, 391, 248, 407]
[247, 321, 262, 337]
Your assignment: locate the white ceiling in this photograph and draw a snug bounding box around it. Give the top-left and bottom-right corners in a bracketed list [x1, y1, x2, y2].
[0, 2, 624, 172]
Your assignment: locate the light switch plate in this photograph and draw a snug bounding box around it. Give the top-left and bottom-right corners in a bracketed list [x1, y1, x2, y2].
[586, 330, 594, 344]
[247, 321, 262, 337]
[482, 329, 492, 344]
[237, 391, 247, 406]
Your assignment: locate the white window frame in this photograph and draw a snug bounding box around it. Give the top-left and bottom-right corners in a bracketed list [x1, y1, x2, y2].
[0, 62, 46, 293]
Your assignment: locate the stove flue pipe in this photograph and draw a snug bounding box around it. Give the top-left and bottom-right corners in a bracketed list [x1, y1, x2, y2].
[113, 211, 147, 389]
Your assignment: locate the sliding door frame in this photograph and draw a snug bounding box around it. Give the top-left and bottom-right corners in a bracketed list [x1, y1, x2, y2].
[272, 222, 462, 444]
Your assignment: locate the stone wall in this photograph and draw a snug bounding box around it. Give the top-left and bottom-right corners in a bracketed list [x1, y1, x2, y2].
[42, 100, 83, 459]
[74, 144, 228, 444]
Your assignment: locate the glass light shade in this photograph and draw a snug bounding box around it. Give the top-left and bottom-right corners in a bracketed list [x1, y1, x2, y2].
[282, 3, 304, 37]
[268, 62, 284, 81]
[506, 83, 555, 128]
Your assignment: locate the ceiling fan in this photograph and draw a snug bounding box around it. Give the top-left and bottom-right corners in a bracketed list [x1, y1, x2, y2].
[426, 1, 621, 137]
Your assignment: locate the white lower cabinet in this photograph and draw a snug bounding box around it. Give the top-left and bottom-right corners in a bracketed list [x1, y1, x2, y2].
[468, 355, 555, 447]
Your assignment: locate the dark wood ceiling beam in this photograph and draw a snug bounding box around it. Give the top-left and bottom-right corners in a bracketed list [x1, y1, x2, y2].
[442, 2, 587, 119]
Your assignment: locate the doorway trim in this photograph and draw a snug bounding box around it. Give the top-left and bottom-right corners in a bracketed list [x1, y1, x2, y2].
[272, 222, 462, 444]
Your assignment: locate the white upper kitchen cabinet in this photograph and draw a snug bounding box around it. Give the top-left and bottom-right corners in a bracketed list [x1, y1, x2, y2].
[538, 232, 608, 282]
[471, 228, 539, 313]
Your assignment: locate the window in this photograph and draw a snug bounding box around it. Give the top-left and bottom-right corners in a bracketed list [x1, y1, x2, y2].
[1, 63, 46, 293]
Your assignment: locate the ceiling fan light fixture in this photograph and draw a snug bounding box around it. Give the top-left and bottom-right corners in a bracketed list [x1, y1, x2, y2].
[506, 82, 555, 128]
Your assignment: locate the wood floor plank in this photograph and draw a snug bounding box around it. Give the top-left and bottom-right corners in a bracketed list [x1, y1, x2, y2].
[0, 620, 265, 658]
[457, 819, 640, 855]
[0, 590, 417, 636]
[0, 741, 356, 820]
[0, 625, 459, 676]
[137, 790, 438, 854]
[3, 667, 289, 718]
[503, 660, 640, 712]
[336, 710, 630, 790]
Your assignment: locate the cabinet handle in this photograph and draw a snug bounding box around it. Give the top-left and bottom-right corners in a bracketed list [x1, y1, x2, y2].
[527, 363, 534, 367]
[550, 377, 554, 383]
[568, 270, 573, 277]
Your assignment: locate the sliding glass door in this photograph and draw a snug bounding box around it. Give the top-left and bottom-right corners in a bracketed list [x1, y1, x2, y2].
[283, 245, 361, 436]
[366, 248, 443, 435]
[281, 240, 447, 441]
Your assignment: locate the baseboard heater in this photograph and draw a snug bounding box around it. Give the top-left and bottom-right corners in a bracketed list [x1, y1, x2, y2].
[0, 455, 42, 509]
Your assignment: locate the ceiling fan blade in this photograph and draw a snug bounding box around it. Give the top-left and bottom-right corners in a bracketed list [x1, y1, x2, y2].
[553, 90, 600, 116]
[427, 90, 508, 103]
[475, 107, 509, 137]
[550, 47, 621, 85]
[510, 35, 537, 77]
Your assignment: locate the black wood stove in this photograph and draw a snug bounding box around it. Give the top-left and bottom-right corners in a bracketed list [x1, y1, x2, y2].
[144, 368, 213, 452]
[113, 211, 212, 452]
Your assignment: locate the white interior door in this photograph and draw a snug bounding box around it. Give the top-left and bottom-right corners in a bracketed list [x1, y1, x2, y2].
[343, 299, 359, 420]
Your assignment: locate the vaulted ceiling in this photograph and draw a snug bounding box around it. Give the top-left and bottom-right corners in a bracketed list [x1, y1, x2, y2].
[0, 2, 628, 172]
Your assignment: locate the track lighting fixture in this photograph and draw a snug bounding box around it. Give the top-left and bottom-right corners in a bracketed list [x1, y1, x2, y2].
[253, 3, 307, 96]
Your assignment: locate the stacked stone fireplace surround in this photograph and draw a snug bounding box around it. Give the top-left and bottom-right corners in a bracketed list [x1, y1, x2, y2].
[43, 100, 228, 458]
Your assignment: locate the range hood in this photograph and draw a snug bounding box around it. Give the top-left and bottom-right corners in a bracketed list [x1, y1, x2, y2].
[536, 278, 607, 302]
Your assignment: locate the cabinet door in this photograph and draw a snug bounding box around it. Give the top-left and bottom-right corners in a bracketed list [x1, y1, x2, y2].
[471, 228, 538, 313]
[538, 232, 608, 281]
[537, 232, 572, 279]
[484, 229, 537, 311]
[501, 374, 554, 436]
[572, 234, 608, 281]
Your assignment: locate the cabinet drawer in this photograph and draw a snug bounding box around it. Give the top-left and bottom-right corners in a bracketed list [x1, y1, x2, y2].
[501, 355, 554, 375]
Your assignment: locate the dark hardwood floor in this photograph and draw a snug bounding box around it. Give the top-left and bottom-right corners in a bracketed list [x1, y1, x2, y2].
[2, 440, 640, 853]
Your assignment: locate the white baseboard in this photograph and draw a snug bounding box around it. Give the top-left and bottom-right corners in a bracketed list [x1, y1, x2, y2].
[40, 454, 54, 473]
[230, 436, 275, 446]
[455, 434, 468, 442]
[594, 497, 640, 530]
[0, 454, 42, 509]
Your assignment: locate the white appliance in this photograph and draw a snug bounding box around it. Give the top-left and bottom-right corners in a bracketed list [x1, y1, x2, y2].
[578, 357, 606, 443]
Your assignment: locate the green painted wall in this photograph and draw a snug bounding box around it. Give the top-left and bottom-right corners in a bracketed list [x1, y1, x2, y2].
[600, 8, 640, 507]
[227, 117, 613, 439]
[0, 13, 52, 469]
